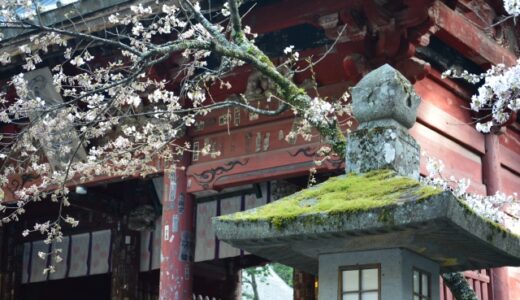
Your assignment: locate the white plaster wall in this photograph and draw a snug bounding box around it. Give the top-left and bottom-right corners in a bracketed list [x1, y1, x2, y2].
[319, 248, 440, 300]
[401, 249, 440, 300]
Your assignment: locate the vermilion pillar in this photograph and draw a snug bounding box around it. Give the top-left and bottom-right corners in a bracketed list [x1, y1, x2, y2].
[159, 153, 194, 300]
[483, 133, 502, 195]
[483, 133, 510, 300]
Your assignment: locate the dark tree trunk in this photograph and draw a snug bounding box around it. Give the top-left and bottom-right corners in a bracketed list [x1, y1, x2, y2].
[250, 272, 259, 300]
[442, 272, 478, 300]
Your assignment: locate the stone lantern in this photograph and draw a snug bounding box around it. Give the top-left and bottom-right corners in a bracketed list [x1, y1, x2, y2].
[213, 65, 520, 300]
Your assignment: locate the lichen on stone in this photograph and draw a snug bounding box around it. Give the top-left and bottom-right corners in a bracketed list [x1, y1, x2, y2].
[346, 126, 420, 179]
[219, 170, 441, 229]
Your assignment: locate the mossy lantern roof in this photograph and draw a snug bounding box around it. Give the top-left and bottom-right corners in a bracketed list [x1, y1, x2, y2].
[213, 170, 520, 275]
[213, 65, 520, 276]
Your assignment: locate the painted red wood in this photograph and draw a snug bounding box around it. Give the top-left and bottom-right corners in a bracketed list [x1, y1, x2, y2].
[461, 270, 492, 300]
[426, 69, 474, 100]
[189, 82, 349, 138]
[429, 1, 517, 67]
[500, 130, 520, 175]
[492, 261, 513, 299]
[484, 134, 502, 196]
[446, 283, 454, 300]
[501, 167, 520, 196]
[242, 0, 355, 35]
[481, 270, 490, 300]
[500, 146, 520, 176]
[440, 280, 445, 300]
[411, 121, 486, 194]
[188, 116, 489, 194]
[501, 129, 520, 155]
[415, 75, 474, 124]
[505, 267, 520, 299]
[187, 142, 343, 193]
[159, 153, 194, 300]
[440, 273, 492, 300]
[482, 281, 489, 300]
[482, 112, 517, 300]
[414, 76, 485, 154]
[1, 165, 164, 203]
[468, 278, 475, 293]
[475, 278, 482, 297]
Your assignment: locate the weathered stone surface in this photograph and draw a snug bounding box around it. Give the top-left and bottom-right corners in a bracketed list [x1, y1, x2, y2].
[346, 126, 420, 179]
[346, 64, 421, 178]
[215, 171, 439, 229]
[351, 64, 421, 129]
[214, 173, 520, 275]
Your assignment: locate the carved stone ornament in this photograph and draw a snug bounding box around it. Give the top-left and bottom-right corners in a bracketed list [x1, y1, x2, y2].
[346, 64, 421, 179]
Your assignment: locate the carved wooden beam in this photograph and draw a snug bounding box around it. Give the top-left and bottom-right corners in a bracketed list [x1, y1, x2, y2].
[429, 1, 517, 67]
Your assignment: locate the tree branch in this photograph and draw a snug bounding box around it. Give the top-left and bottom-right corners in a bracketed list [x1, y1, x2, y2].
[20, 20, 142, 56]
[180, 0, 229, 45]
[227, 0, 246, 43]
[442, 272, 478, 300]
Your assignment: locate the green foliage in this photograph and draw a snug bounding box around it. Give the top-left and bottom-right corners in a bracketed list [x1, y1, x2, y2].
[242, 266, 270, 300]
[243, 266, 270, 281]
[270, 263, 293, 287]
[241, 264, 293, 299]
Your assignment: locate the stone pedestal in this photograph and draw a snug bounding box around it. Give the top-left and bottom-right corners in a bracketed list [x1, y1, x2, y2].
[319, 248, 440, 300]
[346, 126, 420, 179]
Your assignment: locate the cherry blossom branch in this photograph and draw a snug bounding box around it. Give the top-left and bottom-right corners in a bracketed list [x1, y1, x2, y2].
[18, 20, 142, 56]
[227, 0, 246, 43]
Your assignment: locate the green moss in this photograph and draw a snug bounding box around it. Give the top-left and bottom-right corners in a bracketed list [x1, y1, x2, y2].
[378, 208, 393, 224]
[414, 185, 442, 201]
[453, 196, 514, 237]
[220, 170, 442, 229]
[440, 258, 458, 267]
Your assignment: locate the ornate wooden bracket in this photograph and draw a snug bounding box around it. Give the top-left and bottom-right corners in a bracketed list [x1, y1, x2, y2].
[192, 159, 250, 189]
